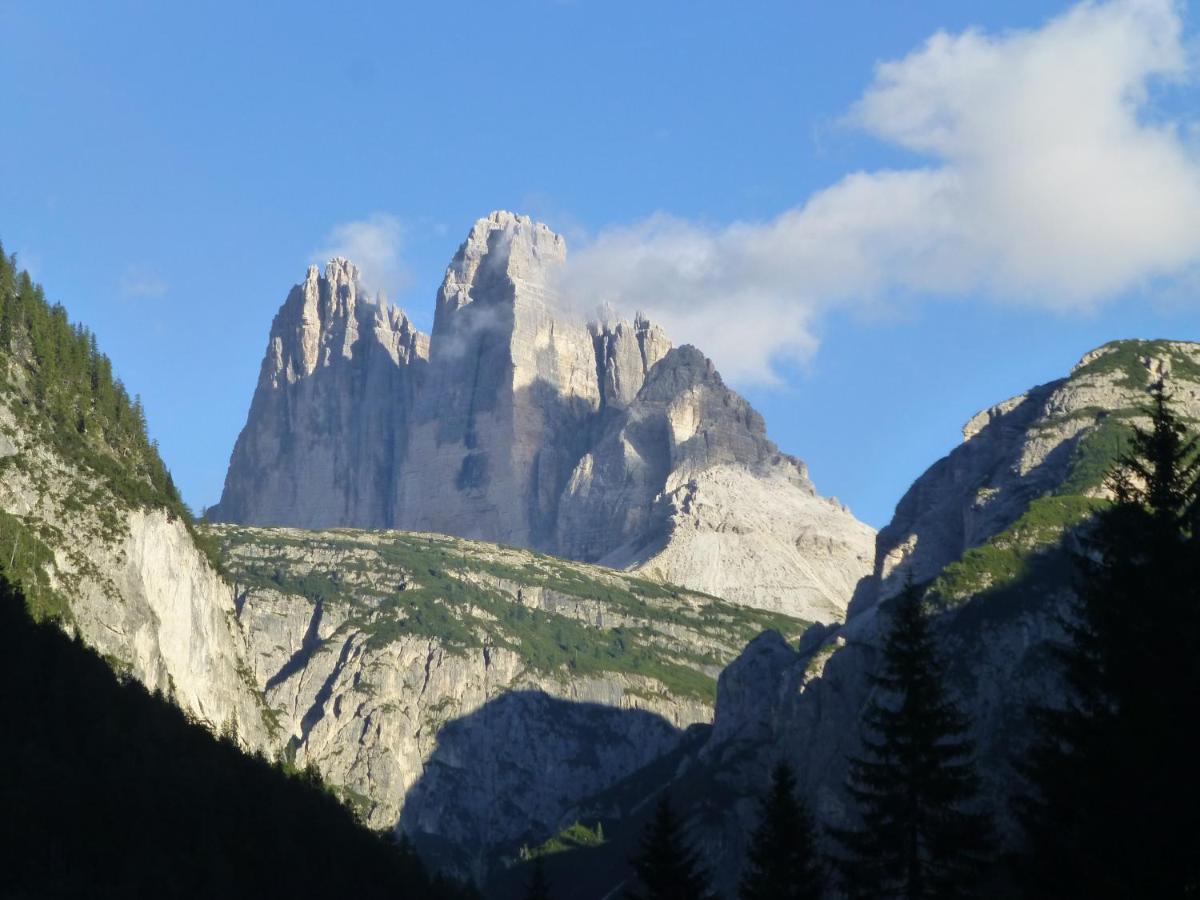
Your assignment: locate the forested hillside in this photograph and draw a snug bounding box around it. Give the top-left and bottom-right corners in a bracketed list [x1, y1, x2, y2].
[0, 572, 474, 899]
[0, 245, 208, 620]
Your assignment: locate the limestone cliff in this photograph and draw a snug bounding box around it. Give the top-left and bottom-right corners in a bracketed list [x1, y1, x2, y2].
[0, 367, 272, 749]
[560, 345, 875, 619]
[214, 212, 874, 622]
[396, 212, 596, 547]
[212, 524, 805, 881]
[212, 258, 427, 528]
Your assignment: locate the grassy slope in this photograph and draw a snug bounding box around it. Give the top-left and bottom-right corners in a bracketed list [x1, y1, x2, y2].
[928, 341, 1198, 607]
[214, 526, 811, 703]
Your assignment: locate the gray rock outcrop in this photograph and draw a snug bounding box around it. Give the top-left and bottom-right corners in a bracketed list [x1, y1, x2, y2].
[568, 338, 1200, 898]
[213, 211, 875, 622]
[868, 339, 1200, 605]
[214, 524, 801, 881]
[0, 386, 272, 749]
[214, 258, 428, 528]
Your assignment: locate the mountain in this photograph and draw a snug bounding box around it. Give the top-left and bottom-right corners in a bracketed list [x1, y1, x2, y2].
[498, 338, 1200, 897]
[212, 211, 875, 622]
[0, 242, 813, 888]
[870, 338, 1200, 604]
[212, 522, 807, 881]
[212, 257, 428, 529]
[0, 248, 272, 747]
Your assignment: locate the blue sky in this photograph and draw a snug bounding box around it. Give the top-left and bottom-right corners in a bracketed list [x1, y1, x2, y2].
[2, 0, 1199, 528]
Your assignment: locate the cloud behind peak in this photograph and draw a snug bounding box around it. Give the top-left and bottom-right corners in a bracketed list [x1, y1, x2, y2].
[556, 0, 1200, 384]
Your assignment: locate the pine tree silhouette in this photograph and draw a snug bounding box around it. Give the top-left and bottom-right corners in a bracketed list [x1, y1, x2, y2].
[1018, 380, 1200, 896]
[830, 577, 993, 898]
[522, 855, 552, 900]
[625, 793, 716, 900]
[739, 761, 823, 900]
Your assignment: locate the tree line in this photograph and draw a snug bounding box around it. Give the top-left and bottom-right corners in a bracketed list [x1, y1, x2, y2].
[521, 380, 1200, 898]
[0, 244, 186, 523]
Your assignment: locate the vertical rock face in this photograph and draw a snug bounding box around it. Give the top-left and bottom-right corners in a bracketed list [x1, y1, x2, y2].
[0, 396, 272, 750]
[558, 345, 876, 619]
[397, 211, 600, 547]
[591, 312, 672, 409]
[212, 259, 427, 528]
[214, 212, 875, 622]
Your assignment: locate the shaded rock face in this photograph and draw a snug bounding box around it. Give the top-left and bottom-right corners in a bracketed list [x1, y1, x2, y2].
[397, 214, 597, 548]
[400, 692, 686, 881]
[214, 211, 874, 622]
[560, 346, 876, 619]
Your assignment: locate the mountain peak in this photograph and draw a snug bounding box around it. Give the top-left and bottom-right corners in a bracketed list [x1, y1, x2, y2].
[434, 211, 567, 332]
[217, 211, 874, 620]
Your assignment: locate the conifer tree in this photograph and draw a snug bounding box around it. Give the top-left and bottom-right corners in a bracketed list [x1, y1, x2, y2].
[830, 578, 992, 899]
[522, 855, 553, 900]
[739, 761, 823, 900]
[1018, 380, 1200, 896]
[626, 793, 716, 900]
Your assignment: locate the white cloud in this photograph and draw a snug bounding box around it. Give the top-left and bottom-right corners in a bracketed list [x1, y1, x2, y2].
[556, 0, 1200, 383]
[314, 213, 408, 301]
[118, 265, 168, 299]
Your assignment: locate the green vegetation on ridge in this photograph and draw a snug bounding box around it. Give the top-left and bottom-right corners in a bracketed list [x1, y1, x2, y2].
[1071, 339, 1200, 387]
[0, 244, 219, 616]
[930, 495, 1108, 606]
[215, 527, 810, 703]
[0, 245, 184, 516]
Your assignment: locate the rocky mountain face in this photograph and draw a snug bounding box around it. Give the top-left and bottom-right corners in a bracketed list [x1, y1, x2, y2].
[212, 212, 874, 623]
[215, 258, 428, 529]
[516, 339, 1200, 898]
[210, 523, 806, 881]
[868, 339, 1200, 605]
[0, 363, 272, 750]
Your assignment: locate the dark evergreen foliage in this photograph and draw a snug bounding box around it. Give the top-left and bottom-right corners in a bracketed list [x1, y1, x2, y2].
[0, 246, 192, 529]
[739, 761, 823, 900]
[1017, 381, 1200, 897]
[625, 793, 716, 900]
[829, 578, 993, 898]
[522, 855, 553, 900]
[0, 573, 476, 899]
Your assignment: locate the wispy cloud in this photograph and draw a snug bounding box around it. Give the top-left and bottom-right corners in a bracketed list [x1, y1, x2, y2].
[557, 0, 1200, 383]
[118, 264, 168, 299]
[314, 213, 408, 301]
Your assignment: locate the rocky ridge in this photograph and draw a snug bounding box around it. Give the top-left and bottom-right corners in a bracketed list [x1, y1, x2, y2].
[505, 339, 1200, 898]
[215, 258, 428, 529]
[213, 211, 874, 622]
[211, 523, 808, 880]
[869, 339, 1200, 604]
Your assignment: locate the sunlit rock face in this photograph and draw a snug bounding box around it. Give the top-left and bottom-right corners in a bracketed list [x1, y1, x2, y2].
[866, 339, 1200, 607]
[0, 395, 272, 750]
[213, 211, 875, 623]
[592, 340, 1200, 899]
[211, 257, 428, 529]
